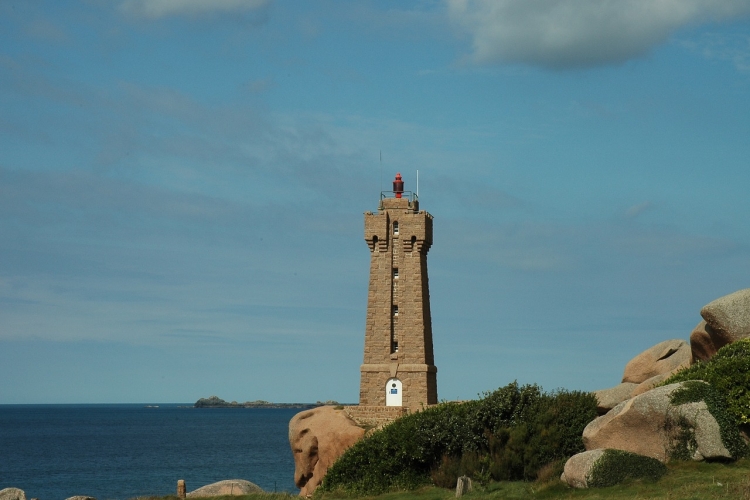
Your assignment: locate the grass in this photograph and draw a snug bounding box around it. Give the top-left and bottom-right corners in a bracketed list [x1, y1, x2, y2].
[133, 460, 750, 500]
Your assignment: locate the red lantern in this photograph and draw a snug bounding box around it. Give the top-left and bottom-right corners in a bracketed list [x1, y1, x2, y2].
[393, 173, 404, 198]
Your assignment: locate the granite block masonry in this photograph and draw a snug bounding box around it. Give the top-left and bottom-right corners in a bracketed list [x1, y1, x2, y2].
[358, 174, 438, 411]
[286, 176, 438, 494]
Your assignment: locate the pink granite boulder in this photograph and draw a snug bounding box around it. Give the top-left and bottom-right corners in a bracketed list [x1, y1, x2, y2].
[690, 320, 728, 363]
[0, 489, 25, 500]
[187, 480, 261, 497]
[630, 368, 684, 397]
[289, 406, 365, 496]
[593, 383, 637, 415]
[583, 382, 731, 462]
[700, 288, 750, 344]
[562, 449, 606, 488]
[621, 339, 691, 384]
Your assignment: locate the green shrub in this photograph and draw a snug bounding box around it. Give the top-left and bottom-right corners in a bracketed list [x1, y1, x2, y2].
[320, 400, 478, 494]
[480, 389, 599, 481]
[588, 449, 667, 487]
[429, 452, 486, 488]
[320, 382, 598, 494]
[664, 339, 750, 425]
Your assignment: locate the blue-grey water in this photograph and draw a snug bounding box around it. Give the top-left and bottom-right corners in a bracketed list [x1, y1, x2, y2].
[0, 405, 300, 500]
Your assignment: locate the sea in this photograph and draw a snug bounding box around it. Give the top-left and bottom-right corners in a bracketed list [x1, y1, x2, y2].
[0, 404, 302, 500]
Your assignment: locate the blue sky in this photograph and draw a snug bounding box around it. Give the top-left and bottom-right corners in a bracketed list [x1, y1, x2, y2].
[1, 0, 750, 404]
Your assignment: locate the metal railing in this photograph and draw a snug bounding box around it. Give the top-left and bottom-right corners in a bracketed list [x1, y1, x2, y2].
[380, 190, 418, 202]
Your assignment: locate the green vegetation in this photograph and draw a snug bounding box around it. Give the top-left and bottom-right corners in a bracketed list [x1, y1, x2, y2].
[321, 383, 598, 495]
[134, 460, 750, 500]
[132, 495, 299, 500]
[667, 380, 748, 459]
[664, 411, 700, 462]
[320, 337, 750, 496]
[664, 339, 750, 425]
[587, 449, 667, 487]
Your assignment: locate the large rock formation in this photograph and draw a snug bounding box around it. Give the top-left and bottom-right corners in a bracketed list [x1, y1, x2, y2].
[689, 320, 728, 363]
[583, 382, 731, 462]
[687, 289, 750, 363]
[593, 383, 637, 415]
[592, 340, 691, 413]
[700, 288, 750, 342]
[186, 480, 262, 497]
[580, 288, 750, 488]
[561, 449, 605, 488]
[289, 406, 365, 496]
[630, 369, 682, 398]
[621, 339, 691, 384]
[0, 489, 25, 500]
[562, 449, 667, 489]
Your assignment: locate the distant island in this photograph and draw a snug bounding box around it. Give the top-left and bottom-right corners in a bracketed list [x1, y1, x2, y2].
[194, 395, 343, 409]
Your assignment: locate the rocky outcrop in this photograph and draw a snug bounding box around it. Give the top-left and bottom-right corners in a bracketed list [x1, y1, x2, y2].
[289, 406, 365, 496]
[583, 382, 731, 462]
[194, 395, 319, 409]
[687, 289, 750, 363]
[578, 288, 750, 485]
[65, 497, 96, 500]
[700, 288, 750, 345]
[593, 383, 637, 415]
[630, 369, 683, 397]
[689, 320, 728, 363]
[561, 449, 605, 488]
[675, 402, 733, 461]
[563, 449, 667, 488]
[186, 480, 262, 497]
[0, 489, 25, 500]
[622, 339, 691, 384]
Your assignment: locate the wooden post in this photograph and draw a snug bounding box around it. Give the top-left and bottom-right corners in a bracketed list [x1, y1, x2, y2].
[455, 476, 472, 497]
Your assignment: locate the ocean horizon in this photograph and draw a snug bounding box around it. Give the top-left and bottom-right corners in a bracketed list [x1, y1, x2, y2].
[0, 404, 300, 500]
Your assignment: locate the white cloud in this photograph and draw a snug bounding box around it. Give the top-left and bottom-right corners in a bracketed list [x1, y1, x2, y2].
[447, 0, 750, 69]
[119, 0, 271, 20]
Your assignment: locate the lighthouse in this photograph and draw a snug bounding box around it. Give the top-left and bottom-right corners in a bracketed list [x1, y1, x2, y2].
[359, 173, 437, 411]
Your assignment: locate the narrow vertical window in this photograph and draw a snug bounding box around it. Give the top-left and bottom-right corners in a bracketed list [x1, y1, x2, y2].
[393, 268, 399, 279]
[392, 305, 399, 316]
[393, 221, 399, 235]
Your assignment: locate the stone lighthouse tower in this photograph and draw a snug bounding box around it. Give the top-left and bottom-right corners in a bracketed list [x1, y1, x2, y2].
[359, 173, 437, 411]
